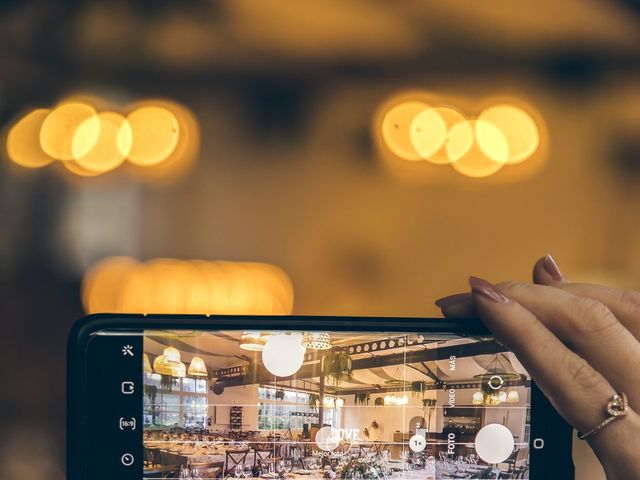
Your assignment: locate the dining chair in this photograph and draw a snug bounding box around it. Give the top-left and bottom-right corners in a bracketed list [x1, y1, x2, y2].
[224, 449, 250, 476]
[253, 443, 276, 466]
[189, 461, 224, 479]
[143, 465, 181, 479]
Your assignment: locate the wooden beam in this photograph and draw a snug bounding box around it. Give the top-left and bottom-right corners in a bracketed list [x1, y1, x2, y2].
[218, 340, 506, 388]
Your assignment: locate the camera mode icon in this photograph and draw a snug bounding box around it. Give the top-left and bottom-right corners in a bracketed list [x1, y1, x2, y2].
[121, 453, 135, 467]
[121, 381, 135, 395]
[119, 417, 136, 431]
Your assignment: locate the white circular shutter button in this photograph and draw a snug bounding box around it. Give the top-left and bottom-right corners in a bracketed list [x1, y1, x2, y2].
[474, 424, 514, 464]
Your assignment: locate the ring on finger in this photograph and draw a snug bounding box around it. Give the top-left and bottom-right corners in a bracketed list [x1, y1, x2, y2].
[578, 392, 630, 440]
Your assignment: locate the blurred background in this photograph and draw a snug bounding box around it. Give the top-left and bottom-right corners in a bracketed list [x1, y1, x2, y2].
[1, 1, 639, 478]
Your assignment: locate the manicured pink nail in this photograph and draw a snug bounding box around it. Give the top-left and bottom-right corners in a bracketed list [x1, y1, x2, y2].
[435, 293, 472, 309]
[543, 254, 564, 282]
[469, 276, 509, 303]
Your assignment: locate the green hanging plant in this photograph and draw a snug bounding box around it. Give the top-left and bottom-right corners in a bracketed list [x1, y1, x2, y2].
[411, 381, 427, 398]
[422, 398, 436, 431]
[160, 374, 178, 391]
[321, 349, 352, 387]
[144, 384, 158, 401]
[308, 393, 320, 411]
[422, 398, 436, 408]
[354, 392, 370, 405]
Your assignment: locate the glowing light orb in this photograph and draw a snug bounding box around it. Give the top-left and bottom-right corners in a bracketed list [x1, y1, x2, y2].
[5, 109, 55, 168]
[381, 101, 429, 161]
[126, 105, 180, 166]
[73, 111, 132, 173]
[409, 108, 448, 161]
[479, 104, 539, 165]
[447, 120, 509, 178]
[262, 334, 305, 377]
[40, 102, 100, 160]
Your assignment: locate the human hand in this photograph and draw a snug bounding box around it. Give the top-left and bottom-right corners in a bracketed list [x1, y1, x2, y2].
[435, 255, 640, 479]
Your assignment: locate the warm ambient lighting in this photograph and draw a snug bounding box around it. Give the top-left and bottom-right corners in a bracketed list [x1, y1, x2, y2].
[163, 346, 181, 364]
[447, 119, 508, 178]
[375, 91, 545, 181]
[302, 332, 332, 350]
[5, 109, 55, 168]
[262, 334, 306, 377]
[409, 107, 447, 161]
[5, 95, 199, 182]
[384, 394, 409, 406]
[188, 356, 208, 377]
[478, 104, 539, 165]
[239, 331, 267, 351]
[507, 390, 520, 403]
[153, 347, 188, 378]
[72, 111, 132, 173]
[81, 257, 294, 315]
[472, 391, 484, 405]
[40, 101, 100, 160]
[126, 105, 180, 167]
[381, 100, 430, 161]
[143, 353, 152, 373]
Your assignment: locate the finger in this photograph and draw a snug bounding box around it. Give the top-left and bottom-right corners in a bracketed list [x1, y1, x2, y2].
[495, 280, 640, 408]
[435, 293, 475, 318]
[468, 276, 617, 435]
[533, 254, 640, 341]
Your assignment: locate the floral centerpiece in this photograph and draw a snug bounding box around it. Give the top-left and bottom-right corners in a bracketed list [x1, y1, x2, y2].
[338, 457, 383, 479]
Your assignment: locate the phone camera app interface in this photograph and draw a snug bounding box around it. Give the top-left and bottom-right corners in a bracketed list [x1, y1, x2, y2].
[141, 331, 531, 479]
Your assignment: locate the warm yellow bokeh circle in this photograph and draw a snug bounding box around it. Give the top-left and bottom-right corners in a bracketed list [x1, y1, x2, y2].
[447, 119, 509, 178]
[6, 109, 55, 168]
[478, 104, 539, 165]
[40, 102, 100, 160]
[381, 101, 430, 161]
[73, 111, 133, 172]
[126, 106, 180, 166]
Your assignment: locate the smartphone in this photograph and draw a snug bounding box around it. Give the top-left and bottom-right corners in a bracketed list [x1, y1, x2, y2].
[67, 314, 574, 479]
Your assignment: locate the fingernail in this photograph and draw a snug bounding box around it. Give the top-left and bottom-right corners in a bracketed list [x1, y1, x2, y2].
[543, 254, 564, 282]
[435, 293, 472, 309]
[469, 276, 509, 303]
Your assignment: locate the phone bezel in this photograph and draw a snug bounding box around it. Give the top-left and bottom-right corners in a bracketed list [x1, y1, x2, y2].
[67, 313, 575, 479]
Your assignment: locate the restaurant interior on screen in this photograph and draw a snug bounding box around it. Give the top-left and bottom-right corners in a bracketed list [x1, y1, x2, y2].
[142, 330, 531, 478]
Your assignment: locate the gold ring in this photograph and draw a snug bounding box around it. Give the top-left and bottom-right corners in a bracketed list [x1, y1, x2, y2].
[578, 392, 630, 440]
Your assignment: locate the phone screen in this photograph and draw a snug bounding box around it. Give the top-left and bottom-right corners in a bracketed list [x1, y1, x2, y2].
[140, 329, 530, 478]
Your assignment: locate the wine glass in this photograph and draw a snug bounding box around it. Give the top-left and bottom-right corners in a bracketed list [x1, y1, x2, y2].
[307, 459, 319, 479]
[284, 459, 293, 474]
[235, 464, 244, 479]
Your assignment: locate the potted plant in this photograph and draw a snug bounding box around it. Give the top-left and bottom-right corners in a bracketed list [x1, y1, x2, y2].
[422, 398, 436, 431]
[308, 393, 320, 411]
[411, 381, 426, 398]
[354, 392, 370, 405]
[160, 374, 178, 391]
[144, 384, 159, 426]
[321, 349, 352, 387]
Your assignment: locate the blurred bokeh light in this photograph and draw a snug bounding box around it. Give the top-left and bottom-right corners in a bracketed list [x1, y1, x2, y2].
[82, 257, 294, 315]
[376, 92, 545, 180]
[3, 97, 199, 181]
[1, 2, 638, 478]
[5, 109, 55, 168]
